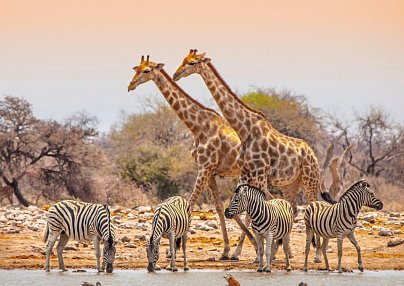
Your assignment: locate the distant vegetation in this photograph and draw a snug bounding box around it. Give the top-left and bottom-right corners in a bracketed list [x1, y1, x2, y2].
[1, 91, 403, 210]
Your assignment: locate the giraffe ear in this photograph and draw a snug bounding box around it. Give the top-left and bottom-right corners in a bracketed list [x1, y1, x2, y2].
[132, 66, 139, 70]
[155, 63, 164, 70]
[201, 57, 211, 64]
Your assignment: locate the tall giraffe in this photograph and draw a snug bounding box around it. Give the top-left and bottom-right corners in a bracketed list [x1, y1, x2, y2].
[174, 50, 333, 260]
[128, 55, 257, 260]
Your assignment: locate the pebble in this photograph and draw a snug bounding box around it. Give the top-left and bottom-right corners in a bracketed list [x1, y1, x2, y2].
[387, 238, 404, 247]
[378, 228, 393, 236]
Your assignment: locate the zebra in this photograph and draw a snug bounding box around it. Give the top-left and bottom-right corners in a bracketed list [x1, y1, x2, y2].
[145, 196, 191, 272]
[303, 179, 383, 273]
[43, 200, 117, 273]
[225, 184, 294, 272]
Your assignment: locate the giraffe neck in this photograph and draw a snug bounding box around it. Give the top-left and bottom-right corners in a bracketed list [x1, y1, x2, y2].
[199, 62, 267, 141]
[152, 69, 214, 136]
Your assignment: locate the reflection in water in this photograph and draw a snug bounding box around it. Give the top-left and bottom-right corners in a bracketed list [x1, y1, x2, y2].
[0, 270, 403, 286]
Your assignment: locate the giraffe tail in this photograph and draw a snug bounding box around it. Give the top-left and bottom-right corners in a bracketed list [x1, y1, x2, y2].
[321, 191, 337, 204]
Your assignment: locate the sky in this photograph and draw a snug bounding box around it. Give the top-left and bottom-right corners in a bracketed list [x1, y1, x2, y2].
[1, 0, 403, 131]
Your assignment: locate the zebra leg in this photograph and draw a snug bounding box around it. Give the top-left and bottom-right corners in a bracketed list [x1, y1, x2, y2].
[337, 236, 344, 273]
[321, 237, 332, 271]
[94, 236, 102, 272]
[56, 232, 69, 271]
[254, 233, 264, 272]
[303, 230, 314, 272]
[283, 234, 292, 271]
[264, 235, 274, 273]
[314, 235, 322, 263]
[347, 232, 363, 272]
[208, 177, 230, 260]
[182, 233, 189, 271]
[45, 231, 60, 272]
[168, 232, 178, 272]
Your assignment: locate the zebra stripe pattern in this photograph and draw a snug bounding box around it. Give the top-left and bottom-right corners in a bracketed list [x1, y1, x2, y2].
[225, 184, 294, 272]
[146, 196, 191, 272]
[303, 179, 383, 273]
[43, 200, 116, 273]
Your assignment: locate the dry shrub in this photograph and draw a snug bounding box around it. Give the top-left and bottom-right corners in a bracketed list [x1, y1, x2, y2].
[367, 177, 404, 212]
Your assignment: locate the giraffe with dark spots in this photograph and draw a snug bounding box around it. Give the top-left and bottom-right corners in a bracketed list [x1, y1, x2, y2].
[128, 55, 259, 260]
[174, 50, 331, 261]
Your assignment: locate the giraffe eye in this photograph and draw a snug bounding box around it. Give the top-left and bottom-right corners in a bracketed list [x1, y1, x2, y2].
[143, 70, 150, 73]
[189, 62, 196, 66]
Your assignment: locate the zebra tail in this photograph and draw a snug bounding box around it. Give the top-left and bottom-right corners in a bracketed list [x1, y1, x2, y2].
[321, 191, 337, 204]
[277, 239, 283, 246]
[175, 237, 182, 251]
[42, 222, 49, 243]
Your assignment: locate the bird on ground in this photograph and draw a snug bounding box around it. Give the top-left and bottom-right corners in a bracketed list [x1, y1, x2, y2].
[81, 282, 101, 286]
[224, 273, 241, 286]
[298, 283, 308, 286]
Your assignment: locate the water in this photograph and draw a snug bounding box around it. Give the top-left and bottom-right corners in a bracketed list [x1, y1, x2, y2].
[0, 269, 403, 286]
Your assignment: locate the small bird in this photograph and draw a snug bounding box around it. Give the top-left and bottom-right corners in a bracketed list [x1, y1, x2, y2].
[224, 273, 241, 286]
[298, 283, 308, 286]
[81, 282, 101, 286]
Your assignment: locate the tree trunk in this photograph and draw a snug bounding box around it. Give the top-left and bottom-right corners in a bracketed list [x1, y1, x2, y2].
[11, 179, 31, 207]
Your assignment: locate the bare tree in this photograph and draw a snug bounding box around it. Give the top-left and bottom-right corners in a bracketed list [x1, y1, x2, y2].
[0, 96, 100, 206]
[330, 106, 404, 184]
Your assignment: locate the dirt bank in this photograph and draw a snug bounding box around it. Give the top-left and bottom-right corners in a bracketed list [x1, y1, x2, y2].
[0, 205, 403, 271]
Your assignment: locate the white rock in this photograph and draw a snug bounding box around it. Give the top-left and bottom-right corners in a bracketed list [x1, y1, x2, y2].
[135, 206, 152, 213]
[378, 228, 393, 236]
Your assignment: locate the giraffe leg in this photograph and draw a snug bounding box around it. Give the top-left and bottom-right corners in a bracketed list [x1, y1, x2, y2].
[188, 167, 212, 211]
[231, 215, 257, 260]
[208, 177, 230, 260]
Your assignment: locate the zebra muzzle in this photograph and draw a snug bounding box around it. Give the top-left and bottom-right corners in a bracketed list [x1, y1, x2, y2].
[224, 208, 234, 219]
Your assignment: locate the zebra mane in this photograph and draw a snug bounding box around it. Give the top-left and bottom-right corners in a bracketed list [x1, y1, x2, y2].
[104, 204, 113, 245]
[235, 184, 266, 198]
[150, 206, 163, 243]
[339, 179, 370, 201]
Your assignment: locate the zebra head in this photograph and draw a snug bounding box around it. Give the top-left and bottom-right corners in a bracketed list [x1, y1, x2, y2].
[359, 180, 383, 210]
[145, 234, 160, 272]
[102, 235, 117, 273]
[99, 205, 117, 273]
[225, 185, 251, 219]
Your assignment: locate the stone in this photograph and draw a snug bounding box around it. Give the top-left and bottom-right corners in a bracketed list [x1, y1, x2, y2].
[135, 206, 152, 213]
[207, 257, 215, 261]
[389, 212, 400, 218]
[378, 228, 393, 236]
[387, 238, 404, 247]
[362, 214, 376, 223]
[125, 243, 136, 248]
[205, 221, 218, 229]
[121, 236, 131, 243]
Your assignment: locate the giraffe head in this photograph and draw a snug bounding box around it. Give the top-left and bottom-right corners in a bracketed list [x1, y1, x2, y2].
[173, 49, 211, 81]
[128, 55, 165, 92]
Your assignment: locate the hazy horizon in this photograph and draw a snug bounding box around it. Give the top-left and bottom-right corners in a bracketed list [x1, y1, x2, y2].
[1, 0, 403, 131]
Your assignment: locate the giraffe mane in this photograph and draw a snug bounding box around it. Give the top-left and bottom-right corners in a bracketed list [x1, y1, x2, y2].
[206, 62, 268, 120]
[159, 69, 222, 117]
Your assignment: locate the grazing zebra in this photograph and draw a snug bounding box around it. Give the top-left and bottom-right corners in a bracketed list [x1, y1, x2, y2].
[43, 200, 117, 273]
[303, 179, 383, 273]
[225, 184, 294, 272]
[145, 196, 191, 272]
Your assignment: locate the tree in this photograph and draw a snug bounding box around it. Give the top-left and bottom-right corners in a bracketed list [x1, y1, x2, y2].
[0, 96, 100, 206]
[105, 100, 196, 200]
[330, 106, 404, 184]
[241, 88, 326, 147]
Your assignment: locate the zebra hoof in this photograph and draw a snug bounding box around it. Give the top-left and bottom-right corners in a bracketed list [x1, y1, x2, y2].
[184, 267, 189, 271]
[303, 267, 308, 272]
[313, 257, 322, 263]
[358, 266, 364, 272]
[45, 269, 50, 272]
[265, 269, 271, 273]
[219, 255, 230, 261]
[286, 267, 292, 272]
[171, 268, 178, 272]
[257, 269, 263, 273]
[229, 256, 239, 261]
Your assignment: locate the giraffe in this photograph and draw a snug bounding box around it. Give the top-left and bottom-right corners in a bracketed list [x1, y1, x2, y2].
[173, 50, 333, 261]
[128, 55, 258, 259]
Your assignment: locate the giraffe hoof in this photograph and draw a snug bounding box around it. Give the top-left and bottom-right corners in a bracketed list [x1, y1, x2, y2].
[230, 256, 239, 261]
[219, 255, 230, 261]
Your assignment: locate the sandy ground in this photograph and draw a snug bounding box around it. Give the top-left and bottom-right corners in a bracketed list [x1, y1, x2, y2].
[0, 206, 403, 272]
